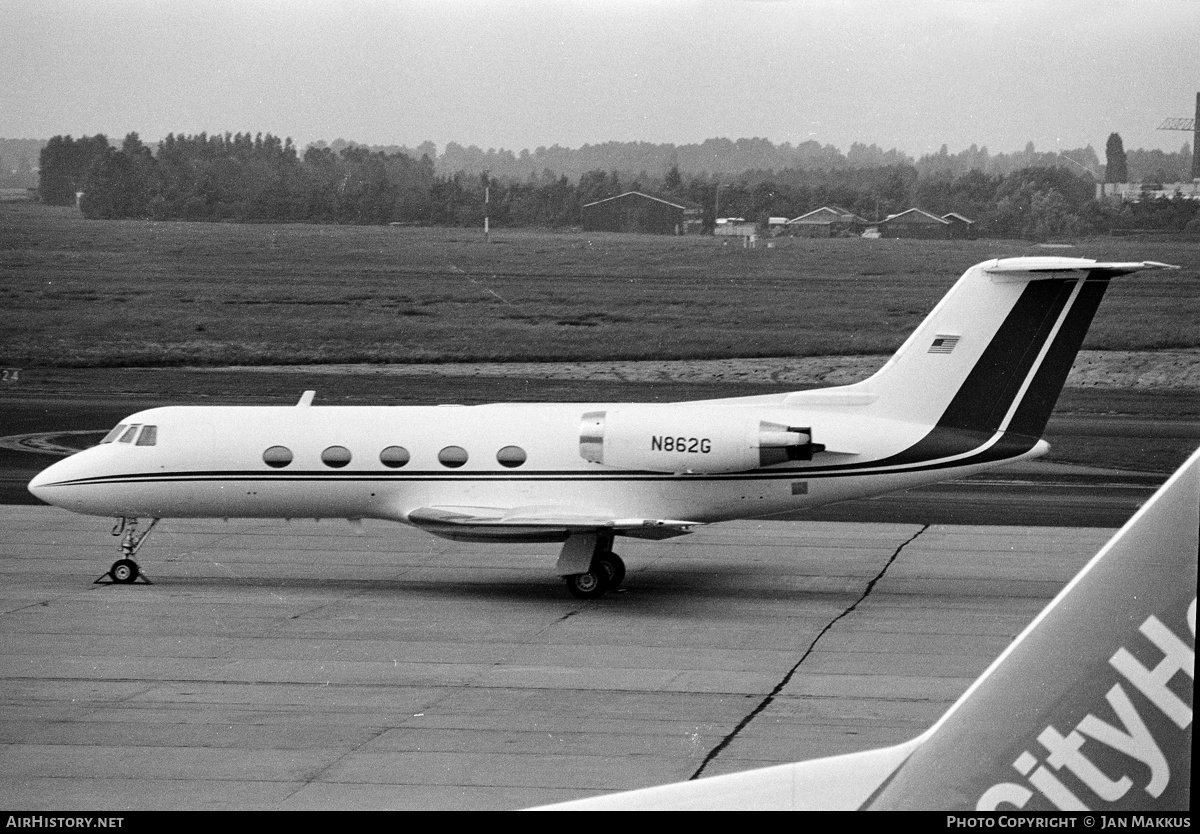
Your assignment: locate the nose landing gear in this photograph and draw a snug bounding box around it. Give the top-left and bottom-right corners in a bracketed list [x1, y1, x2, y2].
[95, 517, 159, 585]
[109, 558, 140, 583]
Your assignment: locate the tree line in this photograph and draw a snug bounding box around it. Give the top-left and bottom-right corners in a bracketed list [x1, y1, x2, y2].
[38, 131, 1200, 239]
[321, 135, 1193, 184]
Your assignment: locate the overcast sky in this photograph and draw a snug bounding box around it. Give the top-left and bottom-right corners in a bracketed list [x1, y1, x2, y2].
[3, 0, 1197, 157]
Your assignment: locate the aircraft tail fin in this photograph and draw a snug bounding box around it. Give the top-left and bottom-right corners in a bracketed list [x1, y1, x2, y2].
[843, 258, 1177, 439]
[536, 446, 1198, 810]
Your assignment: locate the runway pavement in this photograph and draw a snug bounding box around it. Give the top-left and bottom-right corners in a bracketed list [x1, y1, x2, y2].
[0, 505, 1112, 810]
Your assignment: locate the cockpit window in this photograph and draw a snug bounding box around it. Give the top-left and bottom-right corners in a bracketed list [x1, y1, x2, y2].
[101, 424, 128, 444]
[118, 425, 141, 443]
[135, 425, 158, 446]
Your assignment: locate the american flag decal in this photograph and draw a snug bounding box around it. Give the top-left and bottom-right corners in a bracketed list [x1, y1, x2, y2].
[928, 335, 960, 354]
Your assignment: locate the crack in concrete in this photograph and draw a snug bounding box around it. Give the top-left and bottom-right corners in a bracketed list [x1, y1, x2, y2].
[690, 523, 930, 780]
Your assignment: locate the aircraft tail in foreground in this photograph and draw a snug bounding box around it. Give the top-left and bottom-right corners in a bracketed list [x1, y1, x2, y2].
[538, 447, 1199, 811]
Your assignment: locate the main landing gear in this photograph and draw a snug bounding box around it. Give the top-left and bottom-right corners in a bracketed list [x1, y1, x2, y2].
[96, 517, 159, 585]
[562, 532, 626, 600]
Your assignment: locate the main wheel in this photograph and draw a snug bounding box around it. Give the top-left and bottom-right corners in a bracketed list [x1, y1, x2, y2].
[111, 558, 139, 584]
[593, 552, 626, 590]
[565, 569, 606, 599]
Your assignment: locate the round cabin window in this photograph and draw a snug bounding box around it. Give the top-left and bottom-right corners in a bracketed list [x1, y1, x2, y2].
[263, 446, 293, 468]
[380, 446, 410, 468]
[321, 446, 352, 468]
[438, 445, 468, 468]
[496, 446, 526, 468]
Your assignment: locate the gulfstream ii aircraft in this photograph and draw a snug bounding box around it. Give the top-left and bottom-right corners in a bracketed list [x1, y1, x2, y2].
[28, 257, 1175, 598]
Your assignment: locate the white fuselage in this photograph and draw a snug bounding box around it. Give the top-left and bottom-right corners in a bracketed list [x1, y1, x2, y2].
[27, 396, 1046, 531]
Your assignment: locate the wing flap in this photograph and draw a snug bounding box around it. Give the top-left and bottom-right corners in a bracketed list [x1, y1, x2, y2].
[406, 506, 701, 542]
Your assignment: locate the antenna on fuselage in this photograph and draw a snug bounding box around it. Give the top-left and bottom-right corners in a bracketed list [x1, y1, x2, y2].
[297, 390, 316, 407]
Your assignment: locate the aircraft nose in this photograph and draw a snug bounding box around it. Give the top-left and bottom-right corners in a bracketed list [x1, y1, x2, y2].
[28, 465, 53, 503]
[28, 458, 71, 505]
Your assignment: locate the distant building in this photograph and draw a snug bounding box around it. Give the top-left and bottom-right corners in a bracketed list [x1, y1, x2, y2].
[1096, 181, 1200, 202]
[785, 206, 868, 238]
[878, 208, 953, 239]
[941, 212, 977, 239]
[766, 217, 791, 235]
[582, 191, 703, 235]
[714, 217, 757, 238]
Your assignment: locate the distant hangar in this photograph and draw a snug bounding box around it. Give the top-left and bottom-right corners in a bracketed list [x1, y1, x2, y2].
[582, 191, 704, 235]
[785, 206, 868, 237]
[780, 206, 975, 239]
[580, 192, 975, 239]
[878, 208, 976, 239]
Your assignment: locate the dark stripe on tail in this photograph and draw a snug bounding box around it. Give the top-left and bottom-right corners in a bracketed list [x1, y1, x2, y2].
[936, 279, 1076, 433]
[1004, 277, 1111, 437]
[816, 425, 1041, 474]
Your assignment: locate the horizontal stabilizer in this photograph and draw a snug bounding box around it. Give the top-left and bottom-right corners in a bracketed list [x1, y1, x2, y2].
[984, 258, 1179, 280]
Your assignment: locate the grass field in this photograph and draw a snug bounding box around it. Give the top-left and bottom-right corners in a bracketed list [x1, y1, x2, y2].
[2, 202, 1198, 368]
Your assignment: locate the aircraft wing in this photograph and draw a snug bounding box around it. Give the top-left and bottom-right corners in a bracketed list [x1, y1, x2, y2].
[536, 445, 1199, 811]
[406, 506, 702, 541]
[542, 739, 924, 811]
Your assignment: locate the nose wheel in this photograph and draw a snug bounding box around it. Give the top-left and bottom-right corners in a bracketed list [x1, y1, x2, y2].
[108, 558, 142, 584]
[95, 518, 158, 585]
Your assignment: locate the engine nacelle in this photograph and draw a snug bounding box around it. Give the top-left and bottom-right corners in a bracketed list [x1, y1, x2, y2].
[579, 407, 823, 474]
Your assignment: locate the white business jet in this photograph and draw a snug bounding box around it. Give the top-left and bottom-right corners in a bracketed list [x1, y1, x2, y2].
[538, 445, 1198, 810]
[28, 257, 1176, 598]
